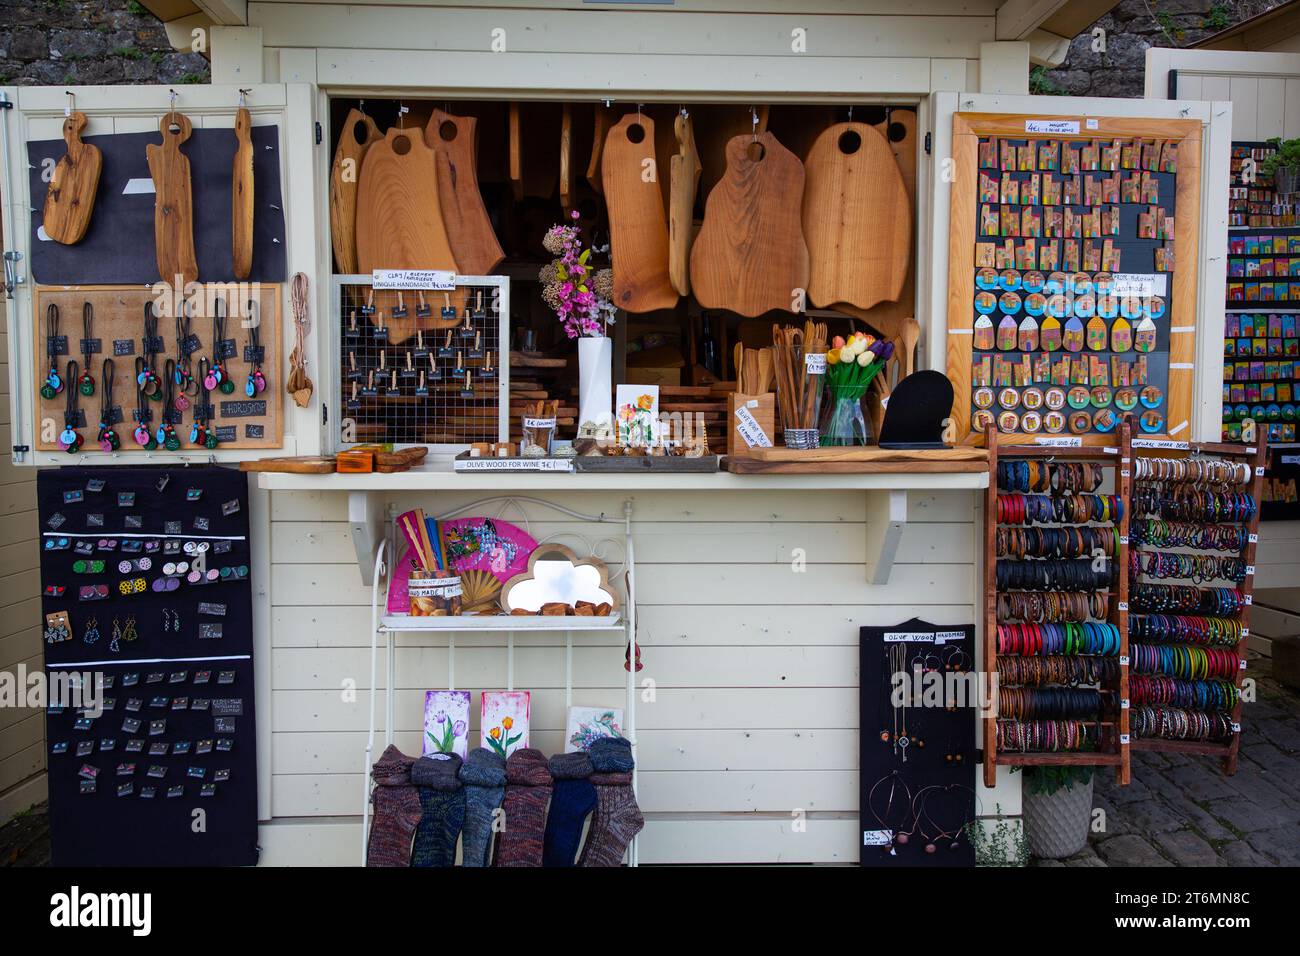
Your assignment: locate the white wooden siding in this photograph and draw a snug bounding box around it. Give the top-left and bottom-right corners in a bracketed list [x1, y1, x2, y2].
[265, 486, 1004, 863]
[0, 294, 45, 823]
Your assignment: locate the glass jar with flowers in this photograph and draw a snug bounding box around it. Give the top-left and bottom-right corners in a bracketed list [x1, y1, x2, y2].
[820, 332, 894, 446]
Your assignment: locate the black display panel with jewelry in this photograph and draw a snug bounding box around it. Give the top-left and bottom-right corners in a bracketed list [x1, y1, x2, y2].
[37, 466, 256, 867]
[860, 617, 977, 867]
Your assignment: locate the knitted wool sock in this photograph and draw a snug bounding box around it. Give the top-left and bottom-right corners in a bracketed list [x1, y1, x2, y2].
[579, 771, 644, 868]
[542, 752, 596, 867]
[494, 748, 553, 867]
[411, 754, 465, 868]
[589, 736, 635, 773]
[365, 745, 422, 867]
[459, 748, 507, 868]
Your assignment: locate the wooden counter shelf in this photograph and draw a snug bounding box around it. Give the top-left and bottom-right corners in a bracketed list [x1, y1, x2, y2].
[726, 446, 988, 475]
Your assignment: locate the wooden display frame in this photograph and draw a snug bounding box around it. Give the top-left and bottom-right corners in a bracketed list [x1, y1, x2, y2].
[983, 423, 1132, 787]
[947, 113, 1202, 447]
[1126, 438, 1267, 775]
[33, 285, 283, 451]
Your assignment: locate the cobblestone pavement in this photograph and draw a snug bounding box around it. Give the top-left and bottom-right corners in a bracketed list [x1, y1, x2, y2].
[1036, 653, 1300, 867]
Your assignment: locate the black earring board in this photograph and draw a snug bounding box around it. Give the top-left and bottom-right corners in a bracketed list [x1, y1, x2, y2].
[860, 617, 976, 867]
[37, 465, 257, 867]
[878, 370, 956, 449]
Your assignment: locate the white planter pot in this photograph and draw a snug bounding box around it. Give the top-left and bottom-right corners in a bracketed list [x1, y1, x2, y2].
[1022, 776, 1094, 860]
[578, 335, 613, 431]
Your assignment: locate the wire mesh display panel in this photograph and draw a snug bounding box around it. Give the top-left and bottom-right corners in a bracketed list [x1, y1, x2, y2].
[334, 276, 509, 447]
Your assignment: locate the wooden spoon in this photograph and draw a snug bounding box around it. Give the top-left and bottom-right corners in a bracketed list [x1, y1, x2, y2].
[900, 316, 920, 379]
[757, 347, 774, 394]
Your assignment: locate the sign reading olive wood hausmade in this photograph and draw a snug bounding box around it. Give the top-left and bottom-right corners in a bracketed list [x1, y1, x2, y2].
[32, 286, 283, 452]
[945, 113, 1201, 446]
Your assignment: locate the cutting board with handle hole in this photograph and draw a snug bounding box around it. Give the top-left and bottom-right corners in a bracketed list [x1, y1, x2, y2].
[231, 106, 254, 280]
[690, 131, 808, 317]
[329, 108, 381, 274]
[426, 108, 504, 277]
[668, 111, 701, 297]
[602, 113, 678, 313]
[145, 111, 198, 286]
[355, 126, 458, 275]
[803, 121, 909, 310]
[42, 111, 101, 245]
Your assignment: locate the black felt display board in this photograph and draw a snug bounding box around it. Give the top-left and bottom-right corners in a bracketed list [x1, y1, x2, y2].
[860, 618, 976, 867]
[38, 466, 257, 867]
[27, 127, 286, 285]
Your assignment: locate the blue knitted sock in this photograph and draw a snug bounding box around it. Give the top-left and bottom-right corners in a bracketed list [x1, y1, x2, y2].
[542, 777, 597, 867]
[411, 787, 465, 867]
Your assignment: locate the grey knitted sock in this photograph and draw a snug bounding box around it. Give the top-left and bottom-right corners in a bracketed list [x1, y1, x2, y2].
[458, 747, 507, 867]
[411, 754, 464, 867]
[579, 777, 644, 867]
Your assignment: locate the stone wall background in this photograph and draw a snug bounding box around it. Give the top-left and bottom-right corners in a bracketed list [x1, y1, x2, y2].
[1037, 0, 1285, 98]
[0, 0, 209, 87]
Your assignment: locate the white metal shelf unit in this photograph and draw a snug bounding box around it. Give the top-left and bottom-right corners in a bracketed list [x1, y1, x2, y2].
[361, 496, 638, 866]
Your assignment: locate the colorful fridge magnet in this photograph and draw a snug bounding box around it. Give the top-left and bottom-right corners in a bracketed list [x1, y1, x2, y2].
[997, 411, 1019, 432]
[1045, 387, 1067, 410]
[1024, 291, 1046, 317]
[1110, 315, 1133, 352]
[976, 268, 1000, 291]
[1022, 271, 1045, 294]
[1115, 388, 1139, 412]
[997, 315, 1019, 351]
[1094, 273, 1114, 297]
[1067, 386, 1091, 409]
[1093, 408, 1118, 432]
[1097, 294, 1118, 320]
[973, 387, 995, 409]
[998, 291, 1022, 315]
[1063, 316, 1085, 353]
[974, 314, 995, 351]
[1020, 411, 1042, 433]
[1018, 315, 1039, 352]
[999, 269, 1022, 292]
[971, 409, 995, 433]
[1069, 272, 1093, 296]
[1040, 314, 1062, 352]
[1134, 316, 1157, 352]
[998, 387, 1020, 410]
[1140, 409, 1165, 432]
[1044, 272, 1067, 294]
[1021, 388, 1044, 410]
[1090, 386, 1113, 408]
[1146, 296, 1167, 320]
[1086, 314, 1108, 351]
[1140, 385, 1163, 408]
[1068, 410, 1092, 433]
[1044, 410, 1066, 433]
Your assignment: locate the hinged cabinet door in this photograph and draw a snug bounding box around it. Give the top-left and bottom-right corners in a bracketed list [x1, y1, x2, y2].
[926, 90, 1232, 446]
[0, 83, 321, 465]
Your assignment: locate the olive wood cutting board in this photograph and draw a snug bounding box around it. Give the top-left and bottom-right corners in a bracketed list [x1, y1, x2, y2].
[689, 131, 808, 317]
[426, 108, 504, 276]
[329, 108, 382, 274]
[42, 111, 101, 245]
[803, 121, 909, 310]
[231, 106, 254, 280]
[668, 111, 701, 297]
[146, 111, 199, 286]
[355, 126, 458, 274]
[602, 113, 678, 313]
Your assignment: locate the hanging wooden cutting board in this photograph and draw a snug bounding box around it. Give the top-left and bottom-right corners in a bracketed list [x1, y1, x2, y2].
[231, 106, 254, 280]
[831, 110, 917, 344]
[355, 125, 458, 274]
[689, 131, 808, 317]
[602, 113, 678, 313]
[42, 111, 101, 245]
[425, 108, 504, 276]
[588, 104, 614, 194]
[803, 121, 909, 310]
[145, 111, 198, 286]
[668, 111, 701, 297]
[329, 108, 381, 274]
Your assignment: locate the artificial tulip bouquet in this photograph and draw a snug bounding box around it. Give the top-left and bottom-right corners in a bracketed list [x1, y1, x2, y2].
[822, 331, 894, 446]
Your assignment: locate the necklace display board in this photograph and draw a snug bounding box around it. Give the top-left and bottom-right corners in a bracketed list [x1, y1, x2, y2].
[1222, 142, 1300, 446]
[859, 617, 976, 867]
[946, 114, 1202, 446]
[1127, 439, 1266, 774]
[37, 465, 257, 866]
[33, 286, 282, 452]
[983, 424, 1132, 787]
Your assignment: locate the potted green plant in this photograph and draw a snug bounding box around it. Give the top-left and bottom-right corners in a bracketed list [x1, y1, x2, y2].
[1019, 765, 1094, 860]
[1261, 138, 1300, 195]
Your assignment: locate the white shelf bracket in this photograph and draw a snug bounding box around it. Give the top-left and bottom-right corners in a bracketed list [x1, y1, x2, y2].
[349, 491, 385, 585]
[865, 489, 908, 586]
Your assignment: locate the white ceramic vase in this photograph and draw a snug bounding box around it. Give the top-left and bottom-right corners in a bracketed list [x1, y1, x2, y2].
[578, 335, 613, 431]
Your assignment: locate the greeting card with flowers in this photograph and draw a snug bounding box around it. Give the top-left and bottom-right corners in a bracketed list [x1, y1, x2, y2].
[423, 690, 471, 758]
[481, 690, 530, 758]
[616, 384, 659, 446]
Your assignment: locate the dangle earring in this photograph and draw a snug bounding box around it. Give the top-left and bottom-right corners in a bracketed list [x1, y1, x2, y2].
[110, 617, 123, 652]
[83, 615, 100, 645]
[41, 303, 65, 399]
[122, 616, 138, 643]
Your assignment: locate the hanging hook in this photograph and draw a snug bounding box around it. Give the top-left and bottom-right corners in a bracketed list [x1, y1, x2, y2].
[64, 90, 75, 118]
[238, 88, 249, 108]
[679, 104, 688, 118]
[848, 104, 854, 123]
[398, 102, 408, 129]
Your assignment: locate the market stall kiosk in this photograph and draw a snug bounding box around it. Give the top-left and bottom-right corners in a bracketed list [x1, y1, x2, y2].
[0, 12, 1239, 865]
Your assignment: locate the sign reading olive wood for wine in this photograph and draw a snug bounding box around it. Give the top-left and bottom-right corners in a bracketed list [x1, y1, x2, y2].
[33, 285, 282, 451]
[945, 114, 1201, 446]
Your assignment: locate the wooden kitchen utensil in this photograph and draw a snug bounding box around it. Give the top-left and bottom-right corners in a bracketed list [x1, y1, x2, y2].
[560, 103, 573, 209]
[690, 131, 809, 317]
[425, 108, 505, 276]
[602, 113, 679, 313]
[231, 105, 254, 280]
[803, 121, 909, 310]
[42, 110, 101, 245]
[669, 111, 701, 297]
[900, 316, 920, 379]
[146, 111, 198, 286]
[509, 102, 523, 200]
[329, 107, 381, 274]
[355, 125, 458, 273]
[588, 104, 613, 194]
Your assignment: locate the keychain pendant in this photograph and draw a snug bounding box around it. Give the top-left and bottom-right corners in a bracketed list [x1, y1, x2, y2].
[133, 425, 150, 446]
[174, 393, 190, 412]
[78, 371, 95, 397]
